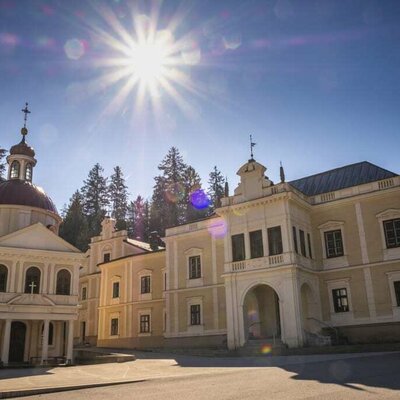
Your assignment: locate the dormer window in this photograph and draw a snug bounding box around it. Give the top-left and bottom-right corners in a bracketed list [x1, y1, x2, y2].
[25, 163, 32, 181]
[10, 160, 20, 179]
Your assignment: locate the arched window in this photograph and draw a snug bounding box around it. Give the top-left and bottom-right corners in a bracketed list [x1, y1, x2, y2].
[24, 266, 41, 294]
[10, 160, 20, 179]
[41, 322, 54, 346]
[0, 265, 8, 292]
[56, 269, 71, 295]
[25, 163, 32, 181]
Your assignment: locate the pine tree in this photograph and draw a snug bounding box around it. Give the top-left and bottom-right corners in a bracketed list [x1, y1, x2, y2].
[127, 195, 145, 240]
[150, 147, 187, 234]
[81, 163, 109, 237]
[182, 166, 208, 222]
[109, 166, 129, 231]
[207, 166, 226, 214]
[143, 200, 151, 241]
[0, 147, 6, 180]
[59, 191, 89, 251]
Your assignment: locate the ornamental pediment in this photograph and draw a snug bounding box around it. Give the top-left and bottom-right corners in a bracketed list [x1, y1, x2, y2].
[376, 209, 400, 220]
[7, 294, 56, 306]
[318, 220, 345, 230]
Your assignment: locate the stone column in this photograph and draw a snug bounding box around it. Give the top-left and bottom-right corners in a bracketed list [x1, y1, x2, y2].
[66, 320, 74, 364]
[1, 319, 12, 365]
[41, 320, 49, 364]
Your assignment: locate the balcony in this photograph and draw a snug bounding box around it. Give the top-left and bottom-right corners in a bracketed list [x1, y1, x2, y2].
[224, 252, 316, 273]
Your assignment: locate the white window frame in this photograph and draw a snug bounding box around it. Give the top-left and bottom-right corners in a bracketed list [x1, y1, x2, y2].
[110, 275, 121, 304]
[386, 271, 400, 319]
[377, 209, 400, 261]
[101, 245, 113, 264]
[184, 248, 204, 288]
[186, 296, 204, 334]
[109, 313, 120, 338]
[326, 278, 354, 324]
[138, 269, 152, 301]
[318, 221, 348, 269]
[138, 308, 152, 336]
[81, 284, 88, 301]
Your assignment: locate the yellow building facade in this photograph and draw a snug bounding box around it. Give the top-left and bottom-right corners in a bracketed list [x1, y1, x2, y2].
[78, 158, 400, 350]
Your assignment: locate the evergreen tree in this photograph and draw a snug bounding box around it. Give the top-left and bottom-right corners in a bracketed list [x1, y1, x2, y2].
[81, 163, 109, 237]
[109, 166, 129, 231]
[207, 166, 226, 214]
[143, 200, 151, 241]
[150, 147, 187, 234]
[127, 195, 145, 240]
[59, 191, 89, 251]
[182, 166, 208, 222]
[0, 147, 6, 180]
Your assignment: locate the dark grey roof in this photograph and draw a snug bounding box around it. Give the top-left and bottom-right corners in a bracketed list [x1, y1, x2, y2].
[289, 161, 397, 196]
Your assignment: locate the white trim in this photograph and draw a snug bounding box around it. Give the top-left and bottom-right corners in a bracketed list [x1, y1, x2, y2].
[318, 221, 349, 269]
[355, 202, 369, 264]
[138, 269, 152, 301]
[386, 271, 400, 319]
[326, 278, 354, 324]
[138, 308, 152, 336]
[186, 296, 204, 334]
[185, 248, 204, 288]
[376, 209, 400, 261]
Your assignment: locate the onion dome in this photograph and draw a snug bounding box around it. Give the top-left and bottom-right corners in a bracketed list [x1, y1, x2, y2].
[9, 128, 35, 157]
[0, 179, 58, 215]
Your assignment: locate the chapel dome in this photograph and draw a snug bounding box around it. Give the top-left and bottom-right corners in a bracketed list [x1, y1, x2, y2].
[9, 130, 35, 158]
[0, 179, 58, 215]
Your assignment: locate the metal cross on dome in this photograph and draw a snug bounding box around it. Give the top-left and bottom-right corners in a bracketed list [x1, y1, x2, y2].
[21, 102, 31, 131]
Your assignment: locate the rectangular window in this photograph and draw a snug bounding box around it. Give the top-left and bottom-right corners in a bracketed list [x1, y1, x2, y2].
[292, 227, 298, 254]
[307, 233, 313, 259]
[112, 281, 120, 298]
[250, 230, 264, 259]
[324, 230, 344, 258]
[383, 219, 400, 249]
[394, 281, 400, 307]
[190, 304, 201, 325]
[141, 276, 151, 294]
[332, 288, 349, 313]
[189, 255, 201, 279]
[110, 318, 119, 335]
[82, 286, 87, 300]
[140, 314, 150, 333]
[232, 234, 245, 261]
[268, 226, 283, 256]
[299, 229, 307, 257]
[103, 253, 111, 263]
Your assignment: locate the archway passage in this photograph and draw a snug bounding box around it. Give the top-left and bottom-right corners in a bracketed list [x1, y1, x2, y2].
[243, 285, 281, 341]
[9, 321, 26, 363]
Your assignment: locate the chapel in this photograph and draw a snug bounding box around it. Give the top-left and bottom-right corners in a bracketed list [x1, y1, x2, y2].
[0, 104, 84, 366]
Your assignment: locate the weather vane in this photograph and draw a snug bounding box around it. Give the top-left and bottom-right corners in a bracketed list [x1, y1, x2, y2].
[250, 134, 256, 160]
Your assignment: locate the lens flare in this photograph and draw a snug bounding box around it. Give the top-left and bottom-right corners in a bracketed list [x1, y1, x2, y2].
[207, 219, 227, 239]
[190, 189, 210, 210]
[165, 182, 185, 204]
[64, 38, 86, 60]
[260, 344, 272, 354]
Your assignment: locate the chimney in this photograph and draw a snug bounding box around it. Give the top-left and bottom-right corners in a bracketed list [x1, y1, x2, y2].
[149, 231, 160, 251]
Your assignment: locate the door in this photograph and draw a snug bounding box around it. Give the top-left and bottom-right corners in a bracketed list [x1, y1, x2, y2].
[9, 321, 26, 363]
[81, 321, 86, 343]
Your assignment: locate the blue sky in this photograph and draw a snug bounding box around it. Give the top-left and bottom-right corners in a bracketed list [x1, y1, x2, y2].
[1, 0, 400, 210]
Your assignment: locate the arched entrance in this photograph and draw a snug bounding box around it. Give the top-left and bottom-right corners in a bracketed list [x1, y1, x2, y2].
[300, 283, 320, 338]
[243, 285, 281, 341]
[9, 321, 26, 363]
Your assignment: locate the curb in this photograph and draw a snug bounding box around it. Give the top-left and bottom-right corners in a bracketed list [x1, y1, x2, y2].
[0, 379, 145, 399]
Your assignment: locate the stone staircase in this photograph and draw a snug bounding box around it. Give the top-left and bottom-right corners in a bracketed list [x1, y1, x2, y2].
[235, 338, 287, 356]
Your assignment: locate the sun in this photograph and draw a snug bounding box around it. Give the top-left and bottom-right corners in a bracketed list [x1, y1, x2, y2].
[128, 40, 167, 84]
[79, 3, 203, 120]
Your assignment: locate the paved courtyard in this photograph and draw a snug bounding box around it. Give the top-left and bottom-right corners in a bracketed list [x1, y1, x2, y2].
[1, 351, 400, 399]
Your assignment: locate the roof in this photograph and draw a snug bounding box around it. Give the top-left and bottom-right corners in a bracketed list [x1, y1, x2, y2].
[125, 238, 152, 252]
[10, 138, 35, 158]
[289, 161, 397, 196]
[98, 248, 166, 267]
[0, 179, 58, 215]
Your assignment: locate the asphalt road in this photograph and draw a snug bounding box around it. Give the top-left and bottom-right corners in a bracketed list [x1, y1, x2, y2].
[15, 352, 400, 400]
